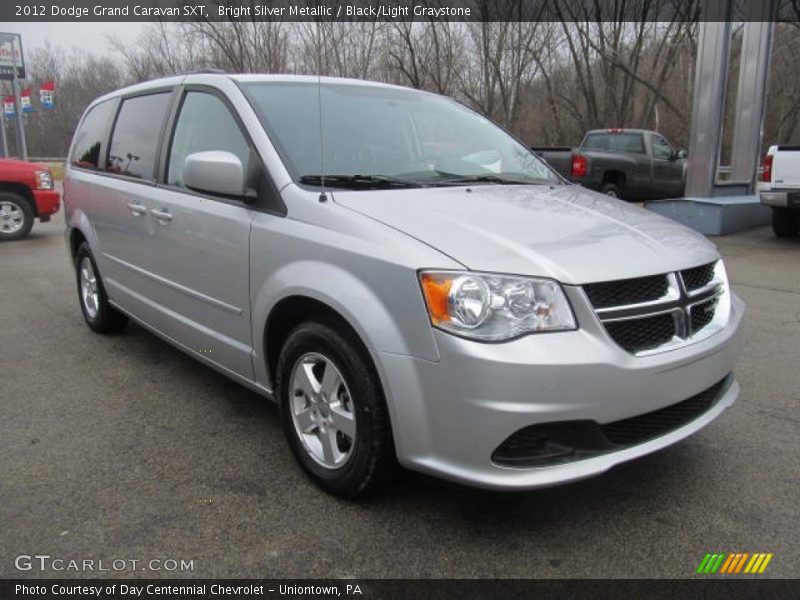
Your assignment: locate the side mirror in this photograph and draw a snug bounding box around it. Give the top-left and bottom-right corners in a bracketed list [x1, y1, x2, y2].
[184, 151, 245, 197]
[674, 149, 688, 160]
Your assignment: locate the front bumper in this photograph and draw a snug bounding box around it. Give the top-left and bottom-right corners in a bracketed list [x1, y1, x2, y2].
[33, 189, 61, 218]
[375, 293, 745, 490]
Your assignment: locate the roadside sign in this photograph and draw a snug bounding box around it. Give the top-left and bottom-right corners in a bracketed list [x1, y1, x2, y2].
[0, 33, 25, 80]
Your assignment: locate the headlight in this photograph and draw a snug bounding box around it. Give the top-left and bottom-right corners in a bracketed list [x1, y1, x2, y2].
[419, 270, 577, 341]
[35, 170, 54, 190]
[711, 259, 731, 325]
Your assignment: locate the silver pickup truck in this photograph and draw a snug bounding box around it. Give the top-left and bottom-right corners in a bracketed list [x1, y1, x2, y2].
[533, 129, 687, 201]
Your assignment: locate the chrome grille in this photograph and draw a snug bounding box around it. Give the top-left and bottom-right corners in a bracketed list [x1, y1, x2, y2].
[690, 296, 718, 334]
[681, 262, 716, 292]
[603, 313, 676, 354]
[583, 274, 668, 309]
[583, 261, 726, 355]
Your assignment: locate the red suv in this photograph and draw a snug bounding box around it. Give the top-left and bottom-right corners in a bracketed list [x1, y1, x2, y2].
[0, 158, 61, 240]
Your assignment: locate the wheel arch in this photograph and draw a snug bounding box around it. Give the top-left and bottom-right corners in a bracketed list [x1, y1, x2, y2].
[69, 227, 88, 260]
[264, 295, 374, 390]
[0, 182, 37, 217]
[601, 170, 626, 189]
[65, 207, 100, 263]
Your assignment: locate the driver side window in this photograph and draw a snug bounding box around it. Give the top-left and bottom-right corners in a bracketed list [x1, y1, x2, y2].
[167, 91, 252, 189]
[652, 135, 674, 161]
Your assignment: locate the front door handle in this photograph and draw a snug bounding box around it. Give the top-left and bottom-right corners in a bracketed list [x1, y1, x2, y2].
[127, 202, 147, 216]
[150, 208, 173, 222]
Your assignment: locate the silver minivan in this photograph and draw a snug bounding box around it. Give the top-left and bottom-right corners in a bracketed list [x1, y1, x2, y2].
[65, 73, 745, 497]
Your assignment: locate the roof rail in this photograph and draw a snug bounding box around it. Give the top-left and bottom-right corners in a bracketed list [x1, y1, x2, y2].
[183, 68, 228, 75]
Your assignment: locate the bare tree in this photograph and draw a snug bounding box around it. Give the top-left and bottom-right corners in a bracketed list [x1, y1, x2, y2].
[110, 22, 201, 81]
[294, 21, 386, 79]
[385, 20, 465, 94]
[463, 19, 553, 128]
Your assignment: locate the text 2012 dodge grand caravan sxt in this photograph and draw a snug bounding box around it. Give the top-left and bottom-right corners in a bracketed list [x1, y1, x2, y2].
[65, 74, 744, 498]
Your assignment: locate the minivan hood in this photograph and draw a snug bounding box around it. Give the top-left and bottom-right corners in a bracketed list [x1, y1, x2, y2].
[334, 184, 718, 284]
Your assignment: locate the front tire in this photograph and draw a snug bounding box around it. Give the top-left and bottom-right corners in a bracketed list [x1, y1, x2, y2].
[0, 192, 34, 241]
[75, 242, 128, 333]
[276, 320, 396, 498]
[772, 208, 800, 238]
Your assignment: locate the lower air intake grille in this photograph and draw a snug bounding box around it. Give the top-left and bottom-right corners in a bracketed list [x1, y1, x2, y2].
[491, 376, 730, 467]
[600, 378, 727, 445]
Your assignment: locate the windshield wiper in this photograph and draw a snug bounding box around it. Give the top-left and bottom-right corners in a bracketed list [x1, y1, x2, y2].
[431, 174, 537, 186]
[299, 174, 424, 189]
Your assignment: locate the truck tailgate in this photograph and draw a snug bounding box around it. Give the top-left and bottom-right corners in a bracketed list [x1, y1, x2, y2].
[773, 147, 800, 188]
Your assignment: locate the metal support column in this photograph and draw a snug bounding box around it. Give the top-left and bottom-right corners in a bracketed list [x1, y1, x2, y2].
[730, 4, 776, 184]
[684, 15, 731, 198]
[646, 0, 774, 234]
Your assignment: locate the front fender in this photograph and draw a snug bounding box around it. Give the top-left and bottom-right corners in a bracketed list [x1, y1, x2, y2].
[251, 260, 440, 388]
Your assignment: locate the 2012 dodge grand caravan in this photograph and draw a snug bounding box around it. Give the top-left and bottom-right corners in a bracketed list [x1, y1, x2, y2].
[64, 74, 745, 498]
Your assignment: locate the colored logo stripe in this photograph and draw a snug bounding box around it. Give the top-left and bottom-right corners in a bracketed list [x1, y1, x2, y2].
[699, 552, 773, 574]
[696, 553, 726, 574]
[745, 553, 773, 574]
[719, 553, 748, 573]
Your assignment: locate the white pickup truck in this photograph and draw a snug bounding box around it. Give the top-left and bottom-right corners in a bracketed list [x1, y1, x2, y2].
[759, 145, 800, 237]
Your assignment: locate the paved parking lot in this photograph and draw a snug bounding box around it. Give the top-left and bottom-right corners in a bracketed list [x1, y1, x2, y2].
[1, 206, 798, 579]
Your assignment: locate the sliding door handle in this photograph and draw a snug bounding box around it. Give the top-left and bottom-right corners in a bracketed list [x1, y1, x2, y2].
[127, 202, 147, 216]
[150, 208, 173, 222]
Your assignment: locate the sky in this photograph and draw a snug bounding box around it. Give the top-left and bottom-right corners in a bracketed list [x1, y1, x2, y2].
[1, 22, 146, 56]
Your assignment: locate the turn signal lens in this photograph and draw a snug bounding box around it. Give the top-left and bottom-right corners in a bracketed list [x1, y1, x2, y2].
[419, 270, 577, 342]
[420, 273, 453, 325]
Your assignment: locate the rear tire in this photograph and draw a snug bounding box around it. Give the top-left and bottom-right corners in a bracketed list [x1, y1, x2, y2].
[276, 320, 396, 498]
[75, 242, 128, 334]
[772, 208, 800, 238]
[601, 182, 622, 199]
[0, 192, 34, 241]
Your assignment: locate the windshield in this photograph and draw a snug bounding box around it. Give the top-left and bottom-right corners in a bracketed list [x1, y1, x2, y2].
[241, 81, 560, 188]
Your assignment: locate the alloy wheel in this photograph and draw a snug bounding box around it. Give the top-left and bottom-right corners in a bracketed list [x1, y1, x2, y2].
[0, 200, 25, 234]
[289, 352, 357, 469]
[79, 256, 100, 319]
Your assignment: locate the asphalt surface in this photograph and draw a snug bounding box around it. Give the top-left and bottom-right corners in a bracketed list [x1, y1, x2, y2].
[1, 203, 798, 579]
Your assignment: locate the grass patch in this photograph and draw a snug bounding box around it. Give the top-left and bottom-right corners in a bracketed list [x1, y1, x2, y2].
[42, 162, 65, 180]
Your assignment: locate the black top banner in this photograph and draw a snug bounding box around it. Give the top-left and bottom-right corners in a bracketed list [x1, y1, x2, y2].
[3, 0, 800, 22]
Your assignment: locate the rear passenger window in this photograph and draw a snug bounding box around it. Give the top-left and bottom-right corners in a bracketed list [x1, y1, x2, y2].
[166, 92, 252, 189]
[107, 93, 172, 180]
[70, 100, 117, 170]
